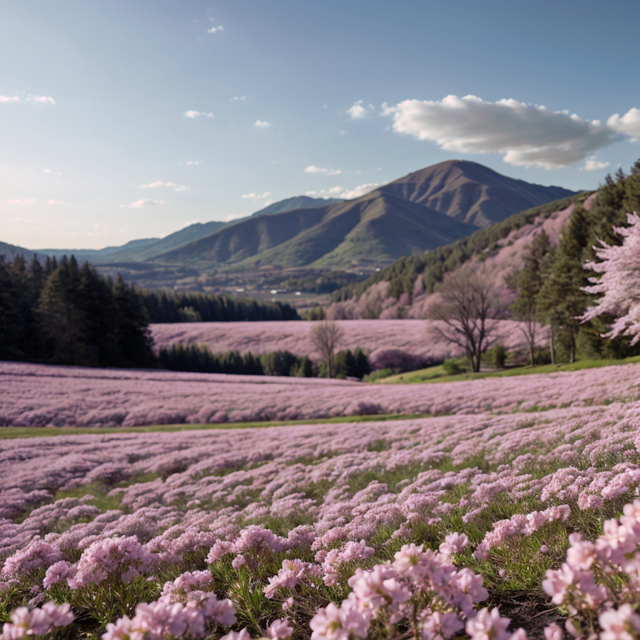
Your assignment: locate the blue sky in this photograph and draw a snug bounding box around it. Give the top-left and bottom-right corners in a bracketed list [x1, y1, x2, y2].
[2, 0, 640, 249]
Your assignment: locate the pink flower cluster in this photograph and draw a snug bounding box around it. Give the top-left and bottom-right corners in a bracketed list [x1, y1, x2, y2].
[1, 602, 74, 639]
[104, 570, 237, 640]
[308, 542, 523, 640]
[543, 499, 640, 637]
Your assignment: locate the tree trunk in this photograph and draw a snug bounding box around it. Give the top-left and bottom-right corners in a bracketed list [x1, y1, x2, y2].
[550, 327, 556, 365]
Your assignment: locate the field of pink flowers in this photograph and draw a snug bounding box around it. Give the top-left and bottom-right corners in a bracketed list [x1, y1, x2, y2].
[2, 360, 640, 427]
[150, 319, 536, 362]
[4, 357, 640, 639]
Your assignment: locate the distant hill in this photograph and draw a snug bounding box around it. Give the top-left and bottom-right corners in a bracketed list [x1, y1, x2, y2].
[0, 241, 39, 261]
[379, 160, 576, 227]
[4, 195, 340, 264]
[156, 191, 477, 269]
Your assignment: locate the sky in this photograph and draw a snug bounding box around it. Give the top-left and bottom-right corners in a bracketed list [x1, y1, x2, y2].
[2, 0, 640, 250]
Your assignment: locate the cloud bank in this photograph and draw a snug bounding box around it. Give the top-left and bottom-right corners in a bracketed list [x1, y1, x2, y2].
[304, 165, 341, 176]
[381, 94, 640, 169]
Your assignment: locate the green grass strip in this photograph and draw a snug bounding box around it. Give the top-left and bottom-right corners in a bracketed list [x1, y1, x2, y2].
[0, 413, 434, 440]
[380, 354, 640, 384]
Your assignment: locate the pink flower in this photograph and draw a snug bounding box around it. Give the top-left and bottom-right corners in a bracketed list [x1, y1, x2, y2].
[310, 602, 369, 640]
[422, 611, 464, 640]
[439, 532, 469, 556]
[544, 623, 563, 640]
[267, 619, 294, 639]
[221, 628, 252, 640]
[542, 564, 575, 605]
[465, 608, 512, 640]
[600, 604, 640, 640]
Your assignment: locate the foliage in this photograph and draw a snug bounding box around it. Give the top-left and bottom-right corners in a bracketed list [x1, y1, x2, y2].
[0, 255, 155, 367]
[429, 267, 506, 372]
[509, 231, 550, 365]
[582, 212, 640, 344]
[141, 289, 299, 323]
[333, 195, 583, 303]
[310, 321, 344, 378]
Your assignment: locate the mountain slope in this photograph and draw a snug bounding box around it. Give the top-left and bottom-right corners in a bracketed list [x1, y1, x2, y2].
[156, 192, 476, 269]
[379, 159, 576, 227]
[250, 196, 342, 217]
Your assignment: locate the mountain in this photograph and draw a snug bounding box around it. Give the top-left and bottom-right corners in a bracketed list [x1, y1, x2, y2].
[3, 162, 579, 277]
[250, 196, 342, 217]
[152, 160, 576, 271]
[0, 241, 39, 261]
[103, 221, 228, 262]
[155, 191, 477, 269]
[379, 160, 576, 227]
[40, 238, 160, 262]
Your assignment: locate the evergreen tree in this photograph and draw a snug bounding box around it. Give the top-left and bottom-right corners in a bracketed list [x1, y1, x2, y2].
[510, 230, 550, 365]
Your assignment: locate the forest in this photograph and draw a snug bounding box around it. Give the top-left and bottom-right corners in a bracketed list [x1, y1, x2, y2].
[0, 254, 297, 368]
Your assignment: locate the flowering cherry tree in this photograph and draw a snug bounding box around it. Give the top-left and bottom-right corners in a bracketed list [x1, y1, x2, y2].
[582, 212, 640, 344]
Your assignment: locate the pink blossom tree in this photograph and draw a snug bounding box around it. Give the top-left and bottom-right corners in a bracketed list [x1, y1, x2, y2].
[582, 212, 640, 344]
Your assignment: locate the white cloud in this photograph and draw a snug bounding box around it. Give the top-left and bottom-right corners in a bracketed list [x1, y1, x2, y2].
[607, 108, 640, 139]
[0, 94, 56, 104]
[184, 110, 214, 119]
[207, 19, 224, 34]
[47, 199, 65, 204]
[123, 199, 165, 208]
[304, 165, 342, 176]
[140, 181, 189, 191]
[231, 96, 247, 102]
[381, 94, 634, 169]
[186, 160, 200, 166]
[582, 156, 611, 171]
[347, 100, 373, 120]
[28, 95, 56, 104]
[341, 183, 379, 199]
[255, 119, 271, 128]
[8, 199, 37, 204]
[14, 216, 34, 223]
[242, 192, 272, 201]
[305, 183, 379, 200]
[43, 169, 51, 173]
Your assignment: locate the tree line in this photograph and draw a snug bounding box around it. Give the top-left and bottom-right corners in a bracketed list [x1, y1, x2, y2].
[0, 254, 156, 367]
[158, 343, 371, 379]
[142, 289, 299, 323]
[0, 255, 297, 368]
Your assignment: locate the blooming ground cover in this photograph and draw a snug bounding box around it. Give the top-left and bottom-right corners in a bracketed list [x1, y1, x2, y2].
[3, 360, 640, 428]
[149, 320, 532, 362]
[4, 362, 640, 639]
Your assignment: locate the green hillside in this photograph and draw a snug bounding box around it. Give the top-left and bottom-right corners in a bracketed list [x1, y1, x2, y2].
[333, 192, 588, 301]
[155, 192, 476, 270]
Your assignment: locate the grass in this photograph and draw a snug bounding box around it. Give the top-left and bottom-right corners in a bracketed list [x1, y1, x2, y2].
[0, 412, 434, 440]
[380, 354, 640, 384]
